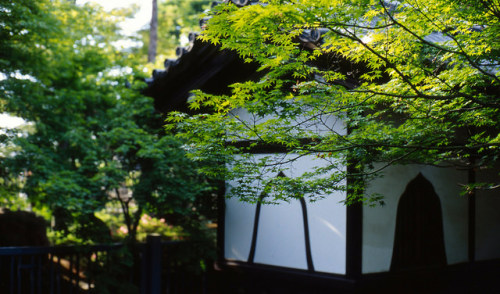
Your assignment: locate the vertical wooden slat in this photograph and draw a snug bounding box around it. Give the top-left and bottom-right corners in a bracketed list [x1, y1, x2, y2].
[30, 255, 35, 294]
[10, 256, 15, 294]
[69, 254, 74, 294]
[37, 255, 42, 294]
[75, 253, 80, 292]
[56, 254, 61, 294]
[86, 252, 92, 293]
[202, 266, 207, 294]
[92, 251, 99, 293]
[164, 244, 171, 294]
[140, 247, 147, 294]
[49, 254, 55, 294]
[17, 256, 22, 294]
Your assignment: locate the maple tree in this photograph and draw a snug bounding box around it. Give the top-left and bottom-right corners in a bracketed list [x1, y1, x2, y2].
[169, 0, 500, 204]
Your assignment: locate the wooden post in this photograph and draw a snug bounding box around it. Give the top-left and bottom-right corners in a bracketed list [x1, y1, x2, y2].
[146, 234, 162, 294]
[468, 161, 476, 263]
[345, 128, 363, 281]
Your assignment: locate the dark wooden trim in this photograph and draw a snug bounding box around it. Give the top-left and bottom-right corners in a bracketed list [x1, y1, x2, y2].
[299, 197, 315, 271]
[230, 138, 315, 154]
[345, 155, 363, 279]
[359, 259, 500, 293]
[218, 259, 354, 286]
[468, 162, 476, 263]
[247, 193, 263, 264]
[216, 180, 226, 265]
[346, 202, 362, 279]
[216, 259, 500, 293]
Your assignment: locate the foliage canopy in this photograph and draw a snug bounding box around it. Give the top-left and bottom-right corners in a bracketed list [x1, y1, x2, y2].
[169, 0, 500, 204]
[1, 0, 213, 243]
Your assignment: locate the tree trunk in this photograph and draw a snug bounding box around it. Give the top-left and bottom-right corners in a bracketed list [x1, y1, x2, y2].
[148, 0, 158, 63]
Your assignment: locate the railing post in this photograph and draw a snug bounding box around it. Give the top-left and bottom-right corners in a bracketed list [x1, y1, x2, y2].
[146, 234, 162, 294]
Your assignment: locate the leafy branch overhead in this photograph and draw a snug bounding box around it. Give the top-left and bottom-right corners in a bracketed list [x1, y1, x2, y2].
[169, 0, 500, 203]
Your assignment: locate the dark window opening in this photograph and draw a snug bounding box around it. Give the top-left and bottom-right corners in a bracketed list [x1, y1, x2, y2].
[390, 173, 447, 271]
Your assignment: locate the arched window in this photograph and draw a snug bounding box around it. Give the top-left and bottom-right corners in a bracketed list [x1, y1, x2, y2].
[390, 173, 447, 271]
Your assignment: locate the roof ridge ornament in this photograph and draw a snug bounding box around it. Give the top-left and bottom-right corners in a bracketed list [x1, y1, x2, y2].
[175, 46, 189, 58]
[223, 0, 259, 8]
[188, 32, 199, 44]
[299, 28, 328, 44]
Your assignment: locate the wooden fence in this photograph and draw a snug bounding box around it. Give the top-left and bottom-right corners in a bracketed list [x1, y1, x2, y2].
[0, 235, 208, 294]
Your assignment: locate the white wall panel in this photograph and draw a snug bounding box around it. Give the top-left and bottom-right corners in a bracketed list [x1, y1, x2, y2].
[229, 108, 346, 136]
[253, 200, 308, 269]
[308, 194, 346, 274]
[224, 197, 256, 261]
[224, 154, 347, 274]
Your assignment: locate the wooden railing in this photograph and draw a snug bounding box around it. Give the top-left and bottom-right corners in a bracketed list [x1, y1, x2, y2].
[0, 236, 209, 294]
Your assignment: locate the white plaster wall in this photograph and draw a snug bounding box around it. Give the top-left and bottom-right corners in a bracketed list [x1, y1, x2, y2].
[224, 154, 347, 274]
[362, 165, 468, 273]
[229, 108, 346, 136]
[224, 196, 256, 261]
[476, 167, 500, 260]
[253, 199, 308, 269]
[308, 191, 346, 274]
